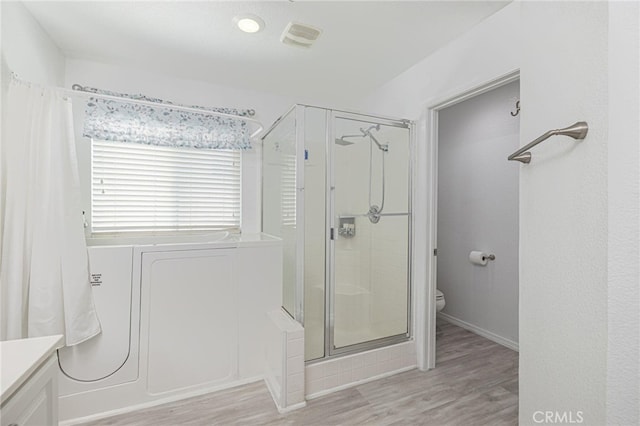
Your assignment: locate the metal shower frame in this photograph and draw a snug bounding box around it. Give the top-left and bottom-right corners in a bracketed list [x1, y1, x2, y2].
[261, 104, 415, 361]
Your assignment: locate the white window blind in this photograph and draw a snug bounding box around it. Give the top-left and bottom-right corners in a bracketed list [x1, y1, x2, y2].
[281, 153, 297, 227]
[91, 140, 241, 233]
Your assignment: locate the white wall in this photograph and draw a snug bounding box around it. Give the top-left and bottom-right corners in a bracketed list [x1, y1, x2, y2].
[437, 80, 520, 347]
[359, 3, 520, 120]
[64, 59, 295, 234]
[518, 2, 608, 423]
[606, 2, 640, 424]
[361, 1, 639, 425]
[0, 1, 65, 86]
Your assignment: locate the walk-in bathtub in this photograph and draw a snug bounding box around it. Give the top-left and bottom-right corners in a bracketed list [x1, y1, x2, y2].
[58, 233, 282, 424]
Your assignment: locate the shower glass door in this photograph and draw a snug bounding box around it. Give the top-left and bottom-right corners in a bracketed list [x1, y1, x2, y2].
[330, 113, 411, 353]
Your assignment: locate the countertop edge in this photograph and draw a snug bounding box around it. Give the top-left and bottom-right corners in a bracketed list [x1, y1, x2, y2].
[0, 334, 64, 405]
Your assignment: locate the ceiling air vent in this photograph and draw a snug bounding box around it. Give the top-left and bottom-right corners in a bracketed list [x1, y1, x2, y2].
[280, 22, 322, 48]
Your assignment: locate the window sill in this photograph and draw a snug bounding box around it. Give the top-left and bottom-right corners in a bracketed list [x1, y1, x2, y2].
[85, 232, 281, 249]
[86, 231, 237, 247]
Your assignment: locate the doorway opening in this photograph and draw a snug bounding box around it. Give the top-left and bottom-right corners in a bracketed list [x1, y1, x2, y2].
[427, 72, 520, 369]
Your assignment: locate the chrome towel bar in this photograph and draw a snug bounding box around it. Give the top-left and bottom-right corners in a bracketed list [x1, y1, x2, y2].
[508, 121, 589, 164]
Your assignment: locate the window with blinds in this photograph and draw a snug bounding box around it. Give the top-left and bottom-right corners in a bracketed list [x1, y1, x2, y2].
[91, 140, 241, 234]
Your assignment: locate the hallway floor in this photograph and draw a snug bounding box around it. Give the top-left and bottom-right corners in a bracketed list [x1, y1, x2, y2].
[83, 320, 518, 425]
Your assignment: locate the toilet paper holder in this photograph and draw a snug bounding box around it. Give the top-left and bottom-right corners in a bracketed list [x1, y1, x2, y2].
[469, 251, 496, 266]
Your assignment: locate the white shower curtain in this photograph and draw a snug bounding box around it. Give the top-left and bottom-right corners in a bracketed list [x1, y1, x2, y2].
[1, 78, 101, 346]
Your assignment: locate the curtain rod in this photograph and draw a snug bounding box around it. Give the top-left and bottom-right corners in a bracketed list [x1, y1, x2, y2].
[68, 84, 264, 139]
[8, 72, 265, 140]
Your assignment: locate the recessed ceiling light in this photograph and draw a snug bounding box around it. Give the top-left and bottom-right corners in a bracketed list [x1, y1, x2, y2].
[234, 14, 264, 34]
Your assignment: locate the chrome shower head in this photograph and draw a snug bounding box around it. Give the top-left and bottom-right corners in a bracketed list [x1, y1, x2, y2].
[335, 133, 364, 146]
[335, 137, 356, 146]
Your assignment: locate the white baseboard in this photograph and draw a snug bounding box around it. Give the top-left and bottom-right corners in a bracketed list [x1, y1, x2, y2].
[277, 401, 307, 413]
[437, 312, 519, 352]
[264, 375, 281, 410]
[264, 375, 306, 413]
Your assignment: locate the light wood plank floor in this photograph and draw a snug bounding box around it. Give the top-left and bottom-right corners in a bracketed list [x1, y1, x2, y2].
[83, 320, 518, 426]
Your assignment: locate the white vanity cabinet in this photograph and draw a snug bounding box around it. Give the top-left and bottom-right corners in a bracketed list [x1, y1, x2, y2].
[1, 336, 63, 426]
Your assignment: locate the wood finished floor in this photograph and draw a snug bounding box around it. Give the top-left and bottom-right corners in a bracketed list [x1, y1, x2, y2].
[83, 320, 518, 426]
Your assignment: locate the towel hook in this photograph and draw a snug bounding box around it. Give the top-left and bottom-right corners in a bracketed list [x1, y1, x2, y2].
[510, 100, 520, 117]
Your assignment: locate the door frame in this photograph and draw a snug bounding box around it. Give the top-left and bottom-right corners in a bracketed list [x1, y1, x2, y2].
[423, 69, 520, 369]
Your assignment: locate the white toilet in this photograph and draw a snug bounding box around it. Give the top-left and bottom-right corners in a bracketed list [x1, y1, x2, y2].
[436, 289, 446, 312]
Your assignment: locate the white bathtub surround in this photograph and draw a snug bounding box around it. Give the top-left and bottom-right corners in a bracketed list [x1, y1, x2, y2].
[264, 309, 306, 413]
[305, 341, 417, 399]
[57, 233, 282, 424]
[1, 77, 100, 346]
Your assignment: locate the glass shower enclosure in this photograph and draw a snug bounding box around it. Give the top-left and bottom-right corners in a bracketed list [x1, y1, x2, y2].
[262, 105, 412, 361]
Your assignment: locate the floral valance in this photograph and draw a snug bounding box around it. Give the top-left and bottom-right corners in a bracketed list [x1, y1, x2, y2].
[81, 87, 254, 150]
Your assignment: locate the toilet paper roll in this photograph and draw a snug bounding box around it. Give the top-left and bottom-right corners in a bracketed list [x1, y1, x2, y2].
[469, 251, 488, 266]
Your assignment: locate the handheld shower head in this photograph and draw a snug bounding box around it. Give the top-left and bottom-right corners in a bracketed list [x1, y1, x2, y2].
[336, 125, 388, 151]
[360, 126, 388, 152]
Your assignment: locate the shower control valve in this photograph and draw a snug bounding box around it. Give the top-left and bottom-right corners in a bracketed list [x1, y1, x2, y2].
[338, 216, 356, 238]
[338, 224, 355, 238]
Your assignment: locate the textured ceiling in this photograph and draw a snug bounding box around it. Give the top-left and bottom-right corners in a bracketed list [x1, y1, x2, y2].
[24, 1, 510, 101]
